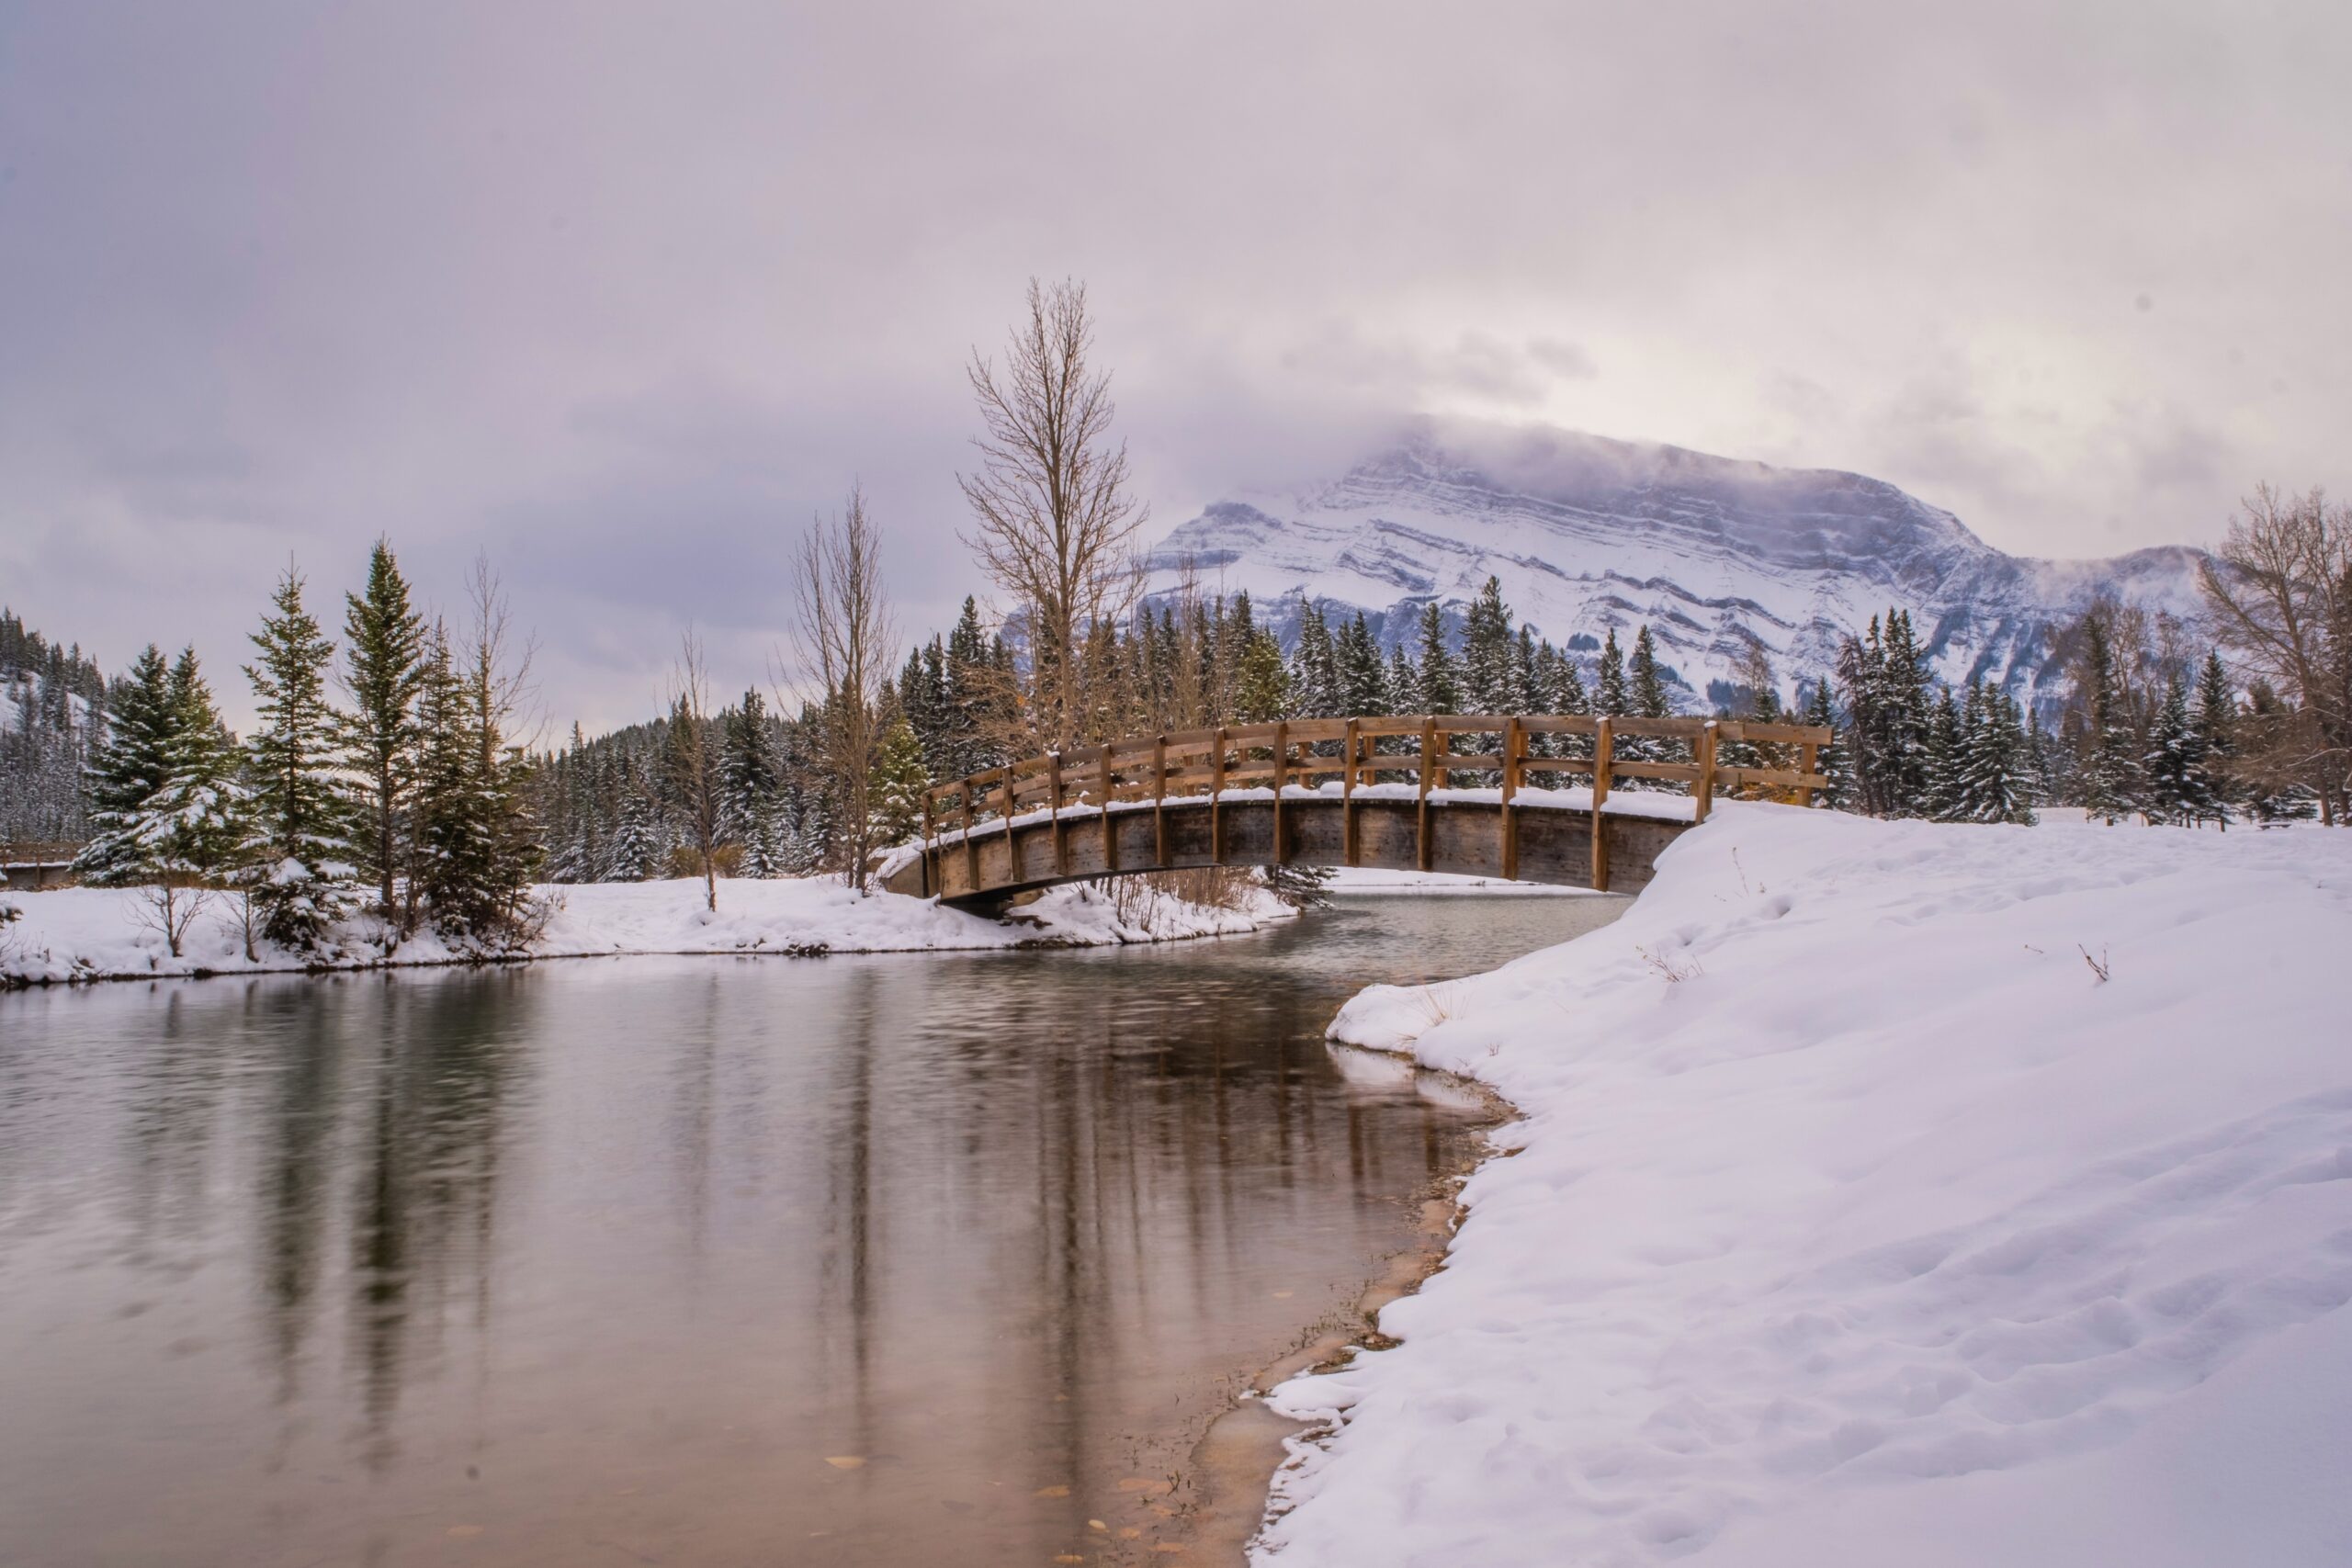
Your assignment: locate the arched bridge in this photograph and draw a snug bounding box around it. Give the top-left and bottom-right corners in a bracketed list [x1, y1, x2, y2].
[881, 713, 1832, 908]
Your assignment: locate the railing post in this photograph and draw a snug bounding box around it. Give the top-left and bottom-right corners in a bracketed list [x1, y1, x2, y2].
[1272, 720, 1288, 866]
[1048, 750, 1068, 878]
[1001, 765, 1016, 881]
[1099, 750, 1115, 872]
[1342, 716, 1361, 867]
[1211, 726, 1228, 864]
[1695, 720, 1718, 824]
[1417, 714, 1437, 873]
[962, 774, 980, 893]
[1501, 714, 1521, 881]
[1591, 717, 1613, 892]
[1798, 739, 1818, 809]
[1153, 734, 1170, 864]
[920, 792, 934, 897]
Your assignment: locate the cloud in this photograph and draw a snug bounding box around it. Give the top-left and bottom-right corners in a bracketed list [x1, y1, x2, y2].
[1, 0, 2346, 726]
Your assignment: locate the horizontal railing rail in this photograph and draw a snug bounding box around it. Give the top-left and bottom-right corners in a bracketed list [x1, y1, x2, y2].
[910, 714, 1831, 894]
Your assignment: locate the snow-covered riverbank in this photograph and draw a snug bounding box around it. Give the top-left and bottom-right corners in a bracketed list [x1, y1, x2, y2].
[0, 874, 1292, 985]
[1267, 805, 2352, 1567]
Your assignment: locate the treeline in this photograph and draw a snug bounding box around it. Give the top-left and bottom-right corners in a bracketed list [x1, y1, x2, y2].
[64, 545, 541, 956]
[0, 609, 114, 841]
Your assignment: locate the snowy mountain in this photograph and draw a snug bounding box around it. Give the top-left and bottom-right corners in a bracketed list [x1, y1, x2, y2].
[1144, 423, 2211, 710]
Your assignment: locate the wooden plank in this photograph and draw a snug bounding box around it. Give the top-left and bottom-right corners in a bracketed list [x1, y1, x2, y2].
[1797, 742, 1819, 808]
[1592, 717, 1613, 893]
[1695, 720, 1718, 824]
[1519, 714, 1600, 735]
[1714, 764, 1832, 792]
[962, 773, 979, 891]
[1716, 719, 1834, 746]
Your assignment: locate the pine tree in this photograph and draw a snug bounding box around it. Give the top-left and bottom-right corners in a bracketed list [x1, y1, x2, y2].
[2078, 613, 2142, 825]
[340, 540, 426, 919]
[1413, 601, 1461, 714]
[85, 649, 254, 956]
[74, 644, 178, 885]
[1334, 612, 1388, 716]
[866, 716, 929, 850]
[1595, 628, 1629, 717]
[719, 690, 783, 874]
[1629, 626, 1671, 718]
[1292, 602, 1337, 719]
[1956, 682, 2036, 824]
[2191, 649, 2235, 829]
[1387, 644, 1420, 716]
[1460, 577, 1516, 713]
[1925, 686, 1964, 820]
[1235, 629, 1289, 723]
[1804, 678, 1853, 809]
[243, 567, 357, 949]
[2141, 671, 2202, 826]
[605, 755, 665, 880]
[1879, 611, 1934, 816]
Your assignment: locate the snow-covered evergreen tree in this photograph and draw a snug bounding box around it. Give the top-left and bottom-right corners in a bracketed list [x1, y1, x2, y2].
[340, 540, 427, 919]
[866, 716, 929, 850]
[2078, 613, 2143, 825]
[74, 644, 178, 885]
[2191, 649, 2235, 829]
[1414, 601, 1461, 714]
[242, 568, 358, 949]
[2142, 671, 2202, 826]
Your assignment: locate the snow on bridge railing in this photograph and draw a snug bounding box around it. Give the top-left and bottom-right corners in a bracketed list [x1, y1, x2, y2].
[913, 714, 1831, 888]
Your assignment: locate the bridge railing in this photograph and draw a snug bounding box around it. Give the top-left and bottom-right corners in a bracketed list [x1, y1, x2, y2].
[917, 713, 1831, 852]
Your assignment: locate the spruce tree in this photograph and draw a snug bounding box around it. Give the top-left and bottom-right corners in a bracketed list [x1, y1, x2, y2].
[340, 540, 426, 918]
[74, 645, 178, 884]
[720, 690, 784, 876]
[605, 756, 665, 880]
[2191, 649, 2235, 829]
[243, 568, 357, 948]
[1804, 678, 1853, 809]
[2142, 671, 2201, 826]
[108, 650, 254, 955]
[1461, 577, 1516, 713]
[1414, 602, 1461, 713]
[1596, 628, 1629, 717]
[1387, 644, 1420, 716]
[1292, 602, 1337, 719]
[2078, 613, 2143, 825]
[1236, 630, 1289, 723]
[866, 716, 929, 850]
[1629, 626, 1671, 718]
[1925, 685, 1964, 820]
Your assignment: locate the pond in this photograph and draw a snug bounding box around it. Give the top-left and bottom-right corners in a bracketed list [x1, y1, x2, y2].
[0, 892, 1625, 1567]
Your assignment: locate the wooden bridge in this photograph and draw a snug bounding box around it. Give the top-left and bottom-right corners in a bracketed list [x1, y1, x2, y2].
[881, 714, 1832, 908]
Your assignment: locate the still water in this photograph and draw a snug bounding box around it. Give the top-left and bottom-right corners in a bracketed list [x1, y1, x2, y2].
[0, 893, 1623, 1568]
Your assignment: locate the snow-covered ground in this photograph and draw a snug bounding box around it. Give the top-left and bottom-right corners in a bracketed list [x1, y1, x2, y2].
[0, 874, 1291, 985]
[1263, 805, 2352, 1566]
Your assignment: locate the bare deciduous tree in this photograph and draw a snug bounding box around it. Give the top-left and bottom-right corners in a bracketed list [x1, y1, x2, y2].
[958, 277, 1148, 750]
[2198, 483, 2352, 824]
[668, 631, 723, 912]
[790, 486, 896, 891]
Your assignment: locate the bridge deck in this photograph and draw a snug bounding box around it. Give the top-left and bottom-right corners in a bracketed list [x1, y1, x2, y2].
[880, 713, 1831, 907]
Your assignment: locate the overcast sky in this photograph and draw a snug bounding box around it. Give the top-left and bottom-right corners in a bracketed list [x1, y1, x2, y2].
[4, 2, 2346, 729]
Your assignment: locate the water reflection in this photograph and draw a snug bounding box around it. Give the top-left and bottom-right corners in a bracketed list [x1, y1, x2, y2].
[0, 894, 1623, 1567]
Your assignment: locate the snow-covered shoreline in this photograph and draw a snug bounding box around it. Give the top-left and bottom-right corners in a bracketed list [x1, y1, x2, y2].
[1261, 804, 2352, 1566]
[0, 874, 1294, 987]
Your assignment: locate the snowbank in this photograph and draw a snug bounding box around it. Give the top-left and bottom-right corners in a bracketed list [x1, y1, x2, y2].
[0, 874, 1291, 985]
[1265, 804, 2352, 1566]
